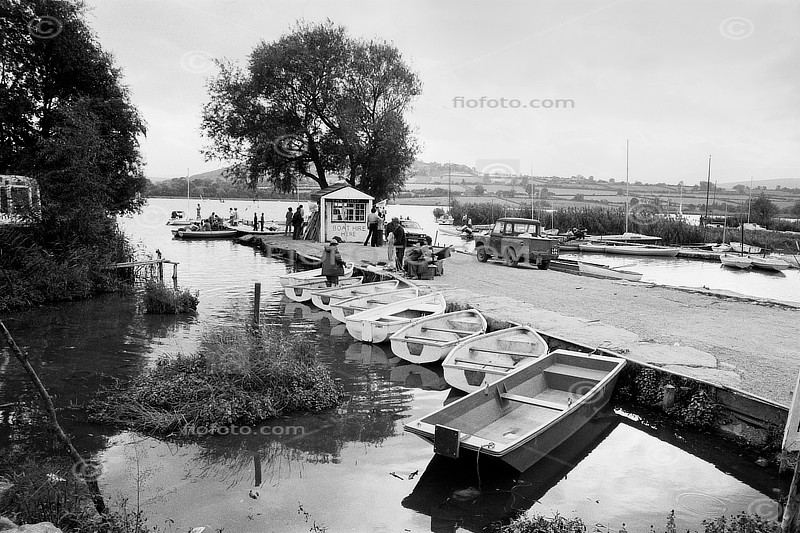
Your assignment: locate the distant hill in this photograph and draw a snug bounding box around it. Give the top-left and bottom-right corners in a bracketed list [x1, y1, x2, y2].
[718, 177, 800, 190]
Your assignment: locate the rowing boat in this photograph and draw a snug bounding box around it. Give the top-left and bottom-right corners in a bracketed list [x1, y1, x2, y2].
[404, 349, 626, 471]
[750, 256, 790, 271]
[283, 276, 363, 303]
[278, 263, 354, 288]
[389, 309, 487, 364]
[344, 292, 447, 344]
[441, 326, 548, 393]
[329, 287, 420, 324]
[309, 280, 401, 311]
[719, 254, 751, 269]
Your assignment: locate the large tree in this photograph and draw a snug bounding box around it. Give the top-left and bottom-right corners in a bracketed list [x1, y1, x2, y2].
[0, 0, 147, 232]
[750, 192, 779, 227]
[201, 21, 421, 200]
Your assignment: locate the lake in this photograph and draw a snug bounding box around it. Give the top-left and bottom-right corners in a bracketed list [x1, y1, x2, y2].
[0, 197, 788, 532]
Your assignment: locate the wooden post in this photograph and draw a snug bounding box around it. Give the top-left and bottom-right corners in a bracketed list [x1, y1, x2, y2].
[661, 384, 676, 410]
[172, 263, 178, 290]
[782, 458, 800, 533]
[158, 260, 164, 284]
[253, 283, 261, 327]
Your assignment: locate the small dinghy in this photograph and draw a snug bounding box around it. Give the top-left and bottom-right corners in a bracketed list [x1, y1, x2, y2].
[441, 325, 548, 393]
[405, 349, 626, 471]
[329, 287, 420, 324]
[283, 277, 363, 303]
[309, 280, 401, 311]
[344, 292, 447, 344]
[389, 309, 487, 364]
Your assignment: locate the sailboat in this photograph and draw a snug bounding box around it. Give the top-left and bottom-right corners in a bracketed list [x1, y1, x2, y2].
[166, 170, 195, 226]
[437, 163, 455, 225]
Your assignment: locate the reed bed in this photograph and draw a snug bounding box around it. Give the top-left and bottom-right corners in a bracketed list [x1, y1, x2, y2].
[90, 326, 342, 435]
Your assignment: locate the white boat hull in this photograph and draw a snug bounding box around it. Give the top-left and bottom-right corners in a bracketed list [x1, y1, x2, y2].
[751, 257, 790, 271]
[330, 287, 420, 324]
[389, 309, 488, 364]
[441, 325, 548, 393]
[278, 263, 354, 288]
[283, 277, 362, 303]
[719, 254, 752, 269]
[310, 280, 400, 311]
[344, 292, 447, 344]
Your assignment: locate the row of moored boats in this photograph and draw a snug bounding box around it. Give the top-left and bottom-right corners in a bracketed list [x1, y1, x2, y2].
[279, 267, 626, 471]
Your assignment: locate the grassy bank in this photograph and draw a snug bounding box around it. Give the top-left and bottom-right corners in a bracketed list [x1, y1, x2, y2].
[0, 217, 135, 314]
[90, 325, 343, 435]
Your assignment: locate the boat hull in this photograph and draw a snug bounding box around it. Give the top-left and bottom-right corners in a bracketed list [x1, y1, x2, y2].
[278, 263, 354, 288]
[330, 287, 420, 324]
[173, 229, 237, 239]
[750, 257, 790, 271]
[310, 280, 400, 311]
[719, 254, 752, 269]
[283, 277, 363, 303]
[389, 309, 488, 364]
[405, 349, 626, 471]
[344, 292, 447, 344]
[441, 326, 548, 393]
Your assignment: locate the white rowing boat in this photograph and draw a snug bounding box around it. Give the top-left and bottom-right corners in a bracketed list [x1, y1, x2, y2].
[441, 325, 548, 393]
[344, 292, 447, 344]
[309, 280, 401, 311]
[329, 287, 420, 324]
[283, 277, 363, 303]
[389, 309, 487, 364]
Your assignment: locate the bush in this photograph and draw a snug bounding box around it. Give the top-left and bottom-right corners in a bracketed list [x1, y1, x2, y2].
[90, 326, 343, 435]
[498, 512, 586, 533]
[142, 281, 198, 314]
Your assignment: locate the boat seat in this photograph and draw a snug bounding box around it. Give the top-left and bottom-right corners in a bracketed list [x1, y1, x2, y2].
[420, 326, 476, 335]
[469, 347, 541, 358]
[415, 304, 443, 313]
[499, 393, 566, 411]
[400, 335, 448, 346]
[543, 364, 607, 381]
[453, 358, 515, 370]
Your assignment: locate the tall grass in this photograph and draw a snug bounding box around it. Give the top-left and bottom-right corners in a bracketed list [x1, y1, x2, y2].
[142, 281, 198, 314]
[90, 325, 342, 435]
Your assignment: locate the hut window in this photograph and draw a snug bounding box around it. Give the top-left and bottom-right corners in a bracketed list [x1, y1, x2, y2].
[330, 200, 367, 222]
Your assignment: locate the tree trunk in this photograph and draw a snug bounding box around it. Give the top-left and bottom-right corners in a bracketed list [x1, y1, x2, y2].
[0, 319, 106, 514]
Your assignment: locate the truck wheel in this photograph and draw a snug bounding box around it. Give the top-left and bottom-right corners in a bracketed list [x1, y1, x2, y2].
[537, 260, 550, 270]
[476, 245, 489, 262]
[504, 249, 518, 267]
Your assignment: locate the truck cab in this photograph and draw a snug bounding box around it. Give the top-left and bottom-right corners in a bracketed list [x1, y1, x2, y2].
[474, 217, 559, 269]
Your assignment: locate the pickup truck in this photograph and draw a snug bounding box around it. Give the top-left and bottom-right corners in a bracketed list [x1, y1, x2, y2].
[474, 217, 559, 269]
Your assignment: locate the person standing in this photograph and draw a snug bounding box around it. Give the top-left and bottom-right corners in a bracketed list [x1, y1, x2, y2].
[292, 205, 304, 239]
[391, 217, 406, 272]
[196, 203, 202, 220]
[320, 237, 345, 287]
[284, 207, 293, 236]
[260, 213, 265, 232]
[253, 212, 258, 229]
[364, 207, 379, 246]
[377, 209, 385, 246]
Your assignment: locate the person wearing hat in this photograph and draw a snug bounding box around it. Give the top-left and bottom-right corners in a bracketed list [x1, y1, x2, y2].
[321, 237, 345, 286]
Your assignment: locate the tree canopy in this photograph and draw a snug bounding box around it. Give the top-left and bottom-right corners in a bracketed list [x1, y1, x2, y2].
[750, 193, 779, 227]
[0, 0, 147, 231]
[201, 21, 421, 201]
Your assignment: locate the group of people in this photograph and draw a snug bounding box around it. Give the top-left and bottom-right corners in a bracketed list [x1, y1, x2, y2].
[285, 205, 305, 239]
[363, 207, 386, 247]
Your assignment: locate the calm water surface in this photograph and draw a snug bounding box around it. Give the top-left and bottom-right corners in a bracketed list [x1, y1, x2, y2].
[0, 198, 787, 532]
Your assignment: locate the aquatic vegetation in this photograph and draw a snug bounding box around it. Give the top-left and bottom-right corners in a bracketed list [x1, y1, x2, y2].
[497, 512, 587, 533]
[142, 280, 198, 314]
[90, 326, 343, 435]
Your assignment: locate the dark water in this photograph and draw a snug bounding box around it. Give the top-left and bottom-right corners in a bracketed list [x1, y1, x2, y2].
[0, 199, 788, 532]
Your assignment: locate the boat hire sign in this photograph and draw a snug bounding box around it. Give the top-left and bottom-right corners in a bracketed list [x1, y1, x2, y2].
[330, 222, 365, 240]
[783, 370, 800, 451]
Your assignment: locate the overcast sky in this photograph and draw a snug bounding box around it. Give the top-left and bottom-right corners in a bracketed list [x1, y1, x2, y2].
[83, 0, 800, 185]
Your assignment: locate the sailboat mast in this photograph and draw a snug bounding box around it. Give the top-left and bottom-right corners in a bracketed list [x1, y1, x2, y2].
[625, 139, 629, 234]
[186, 168, 190, 216]
[747, 175, 753, 223]
[703, 155, 711, 242]
[447, 162, 451, 214]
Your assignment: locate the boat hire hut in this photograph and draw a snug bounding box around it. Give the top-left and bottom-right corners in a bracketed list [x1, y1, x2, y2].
[312, 183, 374, 243]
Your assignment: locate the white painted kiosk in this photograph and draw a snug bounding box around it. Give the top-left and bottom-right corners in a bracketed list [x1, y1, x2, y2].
[311, 183, 374, 243]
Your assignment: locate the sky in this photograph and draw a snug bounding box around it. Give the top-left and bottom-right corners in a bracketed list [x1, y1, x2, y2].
[82, 0, 800, 185]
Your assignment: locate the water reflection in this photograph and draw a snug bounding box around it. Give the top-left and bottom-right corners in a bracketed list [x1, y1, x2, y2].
[403, 411, 620, 533]
[390, 362, 449, 391]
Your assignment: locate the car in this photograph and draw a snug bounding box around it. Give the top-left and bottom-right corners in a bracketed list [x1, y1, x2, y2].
[399, 219, 429, 246]
[473, 217, 559, 269]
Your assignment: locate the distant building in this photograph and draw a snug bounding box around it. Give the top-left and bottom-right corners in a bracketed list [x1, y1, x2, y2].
[1, 175, 41, 221]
